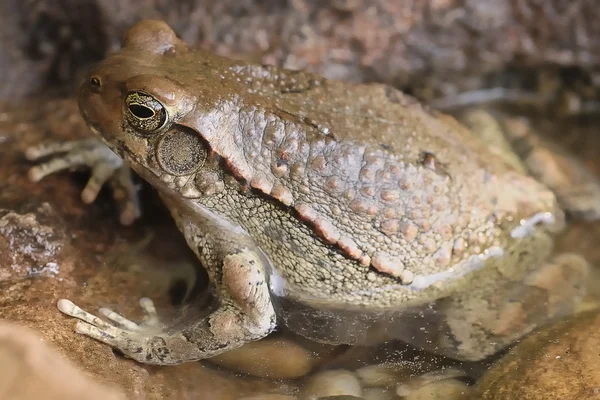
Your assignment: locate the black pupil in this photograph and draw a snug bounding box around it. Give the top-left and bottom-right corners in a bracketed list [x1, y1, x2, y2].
[129, 104, 155, 119]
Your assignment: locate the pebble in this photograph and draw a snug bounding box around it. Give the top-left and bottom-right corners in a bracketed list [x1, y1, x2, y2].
[356, 363, 424, 388]
[210, 336, 316, 379]
[401, 379, 471, 400]
[362, 387, 397, 400]
[237, 395, 297, 400]
[301, 369, 363, 400]
[474, 310, 600, 399]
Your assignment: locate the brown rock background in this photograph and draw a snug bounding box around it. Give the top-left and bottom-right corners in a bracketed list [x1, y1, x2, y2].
[2, 0, 600, 99]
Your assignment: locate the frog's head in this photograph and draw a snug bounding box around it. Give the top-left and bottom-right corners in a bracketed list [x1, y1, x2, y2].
[78, 20, 232, 199]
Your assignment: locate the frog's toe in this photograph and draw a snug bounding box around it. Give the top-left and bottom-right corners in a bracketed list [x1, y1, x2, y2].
[58, 298, 161, 331]
[27, 152, 88, 182]
[81, 163, 120, 203]
[26, 138, 141, 224]
[107, 166, 141, 226]
[98, 307, 142, 331]
[70, 317, 150, 361]
[138, 297, 159, 325]
[58, 298, 186, 364]
[99, 298, 160, 328]
[80, 162, 140, 225]
[26, 139, 115, 182]
[58, 299, 155, 351]
[24, 141, 80, 161]
[58, 299, 117, 330]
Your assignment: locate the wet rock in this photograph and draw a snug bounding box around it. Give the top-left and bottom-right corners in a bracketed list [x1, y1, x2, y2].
[474, 310, 600, 400]
[0, 321, 126, 400]
[317, 397, 364, 400]
[356, 363, 433, 388]
[210, 336, 317, 379]
[356, 362, 469, 398]
[400, 379, 471, 400]
[0, 204, 66, 282]
[362, 387, 397, 400]
[301, 369, 363, 400]
[0, 98, 292, 399]
[237, 395, 297, 400]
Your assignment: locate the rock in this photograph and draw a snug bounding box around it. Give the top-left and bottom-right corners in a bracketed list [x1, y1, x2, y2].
[301, 369, 363, 400]
[0, 321, 126, 400]
[356, 362, 436, 388]
[362, 387, 397, 400]
[316, 397, 364, 400]
[0, 98, 292, 399]
[474, 310, 600, 400]
[356, 364, 408, 388]
[0, 204, 66, 282]
[354, 362, 471, 399]
[237, 395, 297, 400]
[317, 395, 365, 400]
[401, 379, 471, 400]
[4, 1, 600, 101]
[210, 336, 316, 379]
[395, 368, 470, 398]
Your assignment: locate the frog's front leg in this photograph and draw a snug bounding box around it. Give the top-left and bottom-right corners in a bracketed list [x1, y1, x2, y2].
[58, 245, 277, 365]
[25, 138, 141, 225]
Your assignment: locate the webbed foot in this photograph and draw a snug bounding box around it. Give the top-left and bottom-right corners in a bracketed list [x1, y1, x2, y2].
[57, 298, 179, 364]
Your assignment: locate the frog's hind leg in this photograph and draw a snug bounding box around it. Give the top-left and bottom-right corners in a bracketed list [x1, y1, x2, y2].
[444, 252, 589, 362]
[57, 249, 277, 365]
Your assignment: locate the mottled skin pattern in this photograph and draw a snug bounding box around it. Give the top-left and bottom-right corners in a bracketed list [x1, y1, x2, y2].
[28, 20, 592, 364]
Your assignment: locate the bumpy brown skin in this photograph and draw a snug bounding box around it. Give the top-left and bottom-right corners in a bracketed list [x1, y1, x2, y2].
[47, 20, 588, 364]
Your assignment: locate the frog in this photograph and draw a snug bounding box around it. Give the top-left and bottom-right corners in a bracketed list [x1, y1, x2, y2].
[25, 20, 596, 365]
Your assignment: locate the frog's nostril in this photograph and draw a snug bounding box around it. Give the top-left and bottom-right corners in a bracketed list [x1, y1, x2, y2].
[88, 76, 102, 89]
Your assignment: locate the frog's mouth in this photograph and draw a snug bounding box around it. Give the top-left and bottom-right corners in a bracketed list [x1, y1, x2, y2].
[118, 148, 189, 201]
[84, 121, 116, 148]
[87, 123, 145, 178]
[86, 123, 135, 164]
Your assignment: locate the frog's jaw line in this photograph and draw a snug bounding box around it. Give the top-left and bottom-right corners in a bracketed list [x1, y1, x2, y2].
[126, 156, 165, 188]
[86, 123, 138, 165]
[88, 125, 104, 142]
[510, 211, 555, 239]
[88, 122, 152, 181]
[88, 125, 120, 158]
[407, 246, 505, 291]
[340, 245, 506, 297]
[268, 264, 287, 297]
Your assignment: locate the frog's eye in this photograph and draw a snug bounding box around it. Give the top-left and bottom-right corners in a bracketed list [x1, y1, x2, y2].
[124, 91, 168, 133]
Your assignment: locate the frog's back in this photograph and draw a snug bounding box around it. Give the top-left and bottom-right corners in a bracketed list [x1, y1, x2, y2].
[103, 28, 559, 304]
[198, 63, 563, 353]
[111, 33, 557, 292]
[191, 58, 558, 284]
